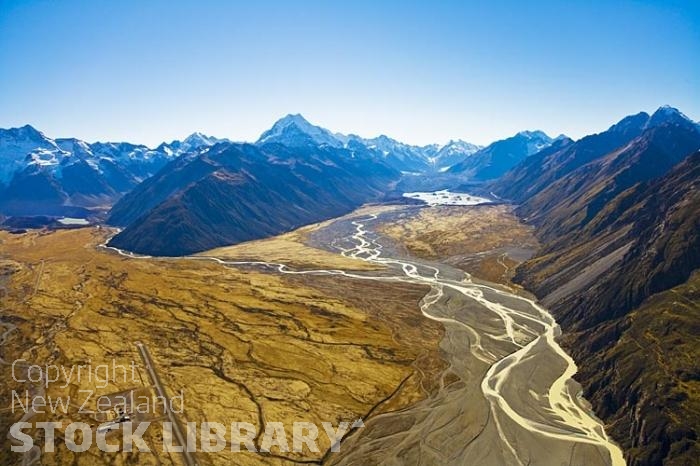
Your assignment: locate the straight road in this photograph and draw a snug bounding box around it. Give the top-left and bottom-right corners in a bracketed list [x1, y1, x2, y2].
[136, 341, 198, 466]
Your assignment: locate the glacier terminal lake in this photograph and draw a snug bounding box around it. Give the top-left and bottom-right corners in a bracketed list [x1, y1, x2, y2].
[403, 190, 492, 206]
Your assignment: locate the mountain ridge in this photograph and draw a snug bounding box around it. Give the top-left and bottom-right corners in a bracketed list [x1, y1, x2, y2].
[448, 129, 555, 180]
[256, 114, 482, 173]
[515, 151, 700, 466]
[0, 125, 229, 216]
[107, 141, 400, 255]
[494, 105, 700, 466]
[493, 106, 695, 203]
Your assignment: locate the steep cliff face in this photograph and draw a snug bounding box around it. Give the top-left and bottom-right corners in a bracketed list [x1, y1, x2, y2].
[511, 153, 700, 466]
[516, 149, 700, 327]
[494, 108, 700, 466]
[561, 272, 700, 466]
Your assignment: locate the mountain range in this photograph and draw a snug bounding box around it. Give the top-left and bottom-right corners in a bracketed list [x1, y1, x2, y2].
[448, 130, 560, 180]
[492, 105, 700, 466]
[102, 115, 570, 256]
[258, 114, 556, 179]
[107, 141, 398, 255]
[0, 125, 227, 216]
[1, 106, 700, 464]
[2, 113, 552, 225]
[256, 113, 484, 173]
[0, 115, 486, 218]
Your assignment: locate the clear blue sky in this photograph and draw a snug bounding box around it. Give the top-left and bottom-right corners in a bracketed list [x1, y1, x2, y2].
[1, 0, 698, 146]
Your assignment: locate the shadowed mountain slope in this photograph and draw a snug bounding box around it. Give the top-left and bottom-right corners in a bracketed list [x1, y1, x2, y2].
[502, 107, 700, 466]
[107, 142, 399, 255]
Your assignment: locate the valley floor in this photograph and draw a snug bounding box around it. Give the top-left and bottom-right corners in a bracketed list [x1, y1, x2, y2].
[0, 203, 624, 465]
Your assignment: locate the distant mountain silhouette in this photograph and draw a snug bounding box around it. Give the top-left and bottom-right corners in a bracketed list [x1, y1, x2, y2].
[256, 114, 480, 173]
[449, 130, 555, 180]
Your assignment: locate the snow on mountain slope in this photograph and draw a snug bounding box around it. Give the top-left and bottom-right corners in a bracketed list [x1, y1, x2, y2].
[0, 125, 226, 215]
[449, 130, 555, 180]
[257, 114, 343, 147]
[156, 132, 230, 158]
[430, 139, 482, 169]
[257, 114, 481, 173]
[0, 125, 69, 184]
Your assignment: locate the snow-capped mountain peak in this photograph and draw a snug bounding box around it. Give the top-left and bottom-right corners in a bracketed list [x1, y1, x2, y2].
[517, 130, 550, 140]
[647, 105, 694, 129]
[439, 139, 482, 154]
[0, 125, 69, 184]
[515, 130, 553, 154]
[164, 132, 228, 156]
[182, 132, 220, 147]
[256, 116, 482, 172]
[428, 139, 482, 170]
[0, 125, 234, 214]
[55, 138, 93, 157]
[257, 114, 343, 147]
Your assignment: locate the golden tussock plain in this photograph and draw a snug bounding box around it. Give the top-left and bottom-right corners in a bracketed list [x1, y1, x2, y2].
[203, 204, 402, 272]
[380, 205, 539, 285]
[0, 226, 445, 465]
[0, 204, 540, 465]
